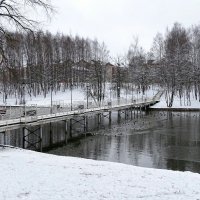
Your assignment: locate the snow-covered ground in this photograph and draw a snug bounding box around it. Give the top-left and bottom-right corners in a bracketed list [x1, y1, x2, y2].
[0, 147, 200, 200]
[0, 86, 157, 107]
[1, 86, 200, 109]
[0, 88, 86, 107]
[152, 91, 200, 109]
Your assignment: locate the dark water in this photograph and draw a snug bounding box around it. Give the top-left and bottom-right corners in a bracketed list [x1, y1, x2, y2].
[48, 111, 200, 173]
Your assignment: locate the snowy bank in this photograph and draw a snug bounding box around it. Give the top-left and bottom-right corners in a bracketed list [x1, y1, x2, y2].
[0, 147, 200, 200]
[151, 92, 200, 110]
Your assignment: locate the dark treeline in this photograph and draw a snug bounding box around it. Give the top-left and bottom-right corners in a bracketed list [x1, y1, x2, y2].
[0, 31, 111, 103]
[127, 23, 200, 106]
[1, 22, 200, 107]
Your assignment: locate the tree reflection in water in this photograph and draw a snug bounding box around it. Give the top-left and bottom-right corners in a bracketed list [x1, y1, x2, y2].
[48, 111, 200, 173]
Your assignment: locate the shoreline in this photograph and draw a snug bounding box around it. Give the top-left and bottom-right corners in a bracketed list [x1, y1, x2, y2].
[149, 107, 200, 112]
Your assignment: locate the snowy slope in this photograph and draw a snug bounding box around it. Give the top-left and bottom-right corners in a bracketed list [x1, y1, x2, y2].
[152, 92, 200, 109]
[0, 85, 157, 107]
[1, 86, 200, 109]
[0, 88, 86, 107]
[0, 147, 200, 200]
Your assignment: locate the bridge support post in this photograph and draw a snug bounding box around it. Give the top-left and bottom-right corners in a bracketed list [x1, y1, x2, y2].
[49, 122, 53, 146]
[118, 110, 121, 123]
[85, 116, 88, 132]
[65, 120, 68, 144]
[109, 111, 112, 125]
[3, 131, 6, 145]
[97, 113, 101, 129]
[23, 126, 42, 151]
[131, 108, 133, 120]
[126, 109, 129, 120]
[83, 116, 86, 132]
[141, 106, 144, 118]
[69, 118, 72, 138]
[0, 131, 6, 145]
[40, 125, 43, 152]
[22, 127, 27, 149]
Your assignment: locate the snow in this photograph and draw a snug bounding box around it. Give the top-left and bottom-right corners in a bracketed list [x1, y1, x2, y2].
[152, 91, 200, 109]
[1, 85, 200, 109]
[0, 88, 86, 107]
[0, 147, 200, 200]
[0, 86, 154, 107]
[0, 88, 88, 106]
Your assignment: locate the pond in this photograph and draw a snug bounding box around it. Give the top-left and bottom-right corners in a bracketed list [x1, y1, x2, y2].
[48, 111, 200, 173]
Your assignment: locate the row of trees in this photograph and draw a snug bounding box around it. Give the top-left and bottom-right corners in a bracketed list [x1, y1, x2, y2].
[0, 0, 130, 107]
[0, 31, 111, 103]
[2, 23, 200, 107]
[127, 23, 200, 106]
[0, 0, 129, 106]
[1, 0, 200, 108]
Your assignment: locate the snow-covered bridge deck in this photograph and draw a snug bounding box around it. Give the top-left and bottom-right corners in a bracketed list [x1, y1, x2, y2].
[0, 92, 162, 132]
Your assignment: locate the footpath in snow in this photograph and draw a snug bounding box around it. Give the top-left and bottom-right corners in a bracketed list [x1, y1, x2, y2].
[0, 147, 200, 200]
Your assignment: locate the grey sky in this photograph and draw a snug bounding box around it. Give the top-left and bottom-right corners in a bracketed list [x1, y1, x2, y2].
[46, 0, 200, 56]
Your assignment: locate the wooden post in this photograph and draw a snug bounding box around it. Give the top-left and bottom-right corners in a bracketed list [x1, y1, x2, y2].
[49, 122, 53, 146]
[125, 109, 127, 120]
[69, 118, 72, 138]
[118, 110, 121, 123]
[65, 120, 68, 144]
[22, 127, 27, 149]
[84, 116, 87, 132]
[131, 108, 133, 120]
[85, 116, 88, 132]
[22, 127, 25, 149]
[3, 131, 6, 146]
[97, 113, 101, 129]
[126, 109, 129, 119]
[109, 111, 112, 125]
[40, 125, 43, 152]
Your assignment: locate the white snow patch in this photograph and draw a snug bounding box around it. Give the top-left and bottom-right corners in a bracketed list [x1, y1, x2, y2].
[1, 85, 200, 109]
[0, 147, 200, 200]
[152, 92, 200, 109]
[0, 88, 86, 107]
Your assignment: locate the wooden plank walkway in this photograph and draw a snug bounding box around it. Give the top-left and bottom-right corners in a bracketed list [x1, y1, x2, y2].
[0, 92, 162, 132]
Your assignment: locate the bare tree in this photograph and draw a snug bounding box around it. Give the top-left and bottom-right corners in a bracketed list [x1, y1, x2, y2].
[164, 23, 191, 107]
[150, 33, 164, 62]
[0, 0, 53, 64]
[0, 0, 53, 31]
[190, 25, 200, 102]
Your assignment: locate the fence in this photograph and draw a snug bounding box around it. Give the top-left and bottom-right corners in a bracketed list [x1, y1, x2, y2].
[0, 94, 159, 123]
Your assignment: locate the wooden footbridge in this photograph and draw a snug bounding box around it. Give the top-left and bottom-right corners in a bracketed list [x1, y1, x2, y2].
[0, 91, 162, 151]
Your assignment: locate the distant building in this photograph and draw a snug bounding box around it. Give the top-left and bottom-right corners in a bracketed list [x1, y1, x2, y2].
[105, 63, 116, 82]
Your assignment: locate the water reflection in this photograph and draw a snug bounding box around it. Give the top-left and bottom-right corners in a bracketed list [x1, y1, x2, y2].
[48, 111, 200, 173]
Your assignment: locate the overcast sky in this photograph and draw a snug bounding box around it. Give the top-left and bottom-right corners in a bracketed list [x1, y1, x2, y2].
[45, 0, 200, 56]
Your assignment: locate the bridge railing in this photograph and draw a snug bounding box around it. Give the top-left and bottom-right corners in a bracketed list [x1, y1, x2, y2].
[0, 94, 160, 123]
